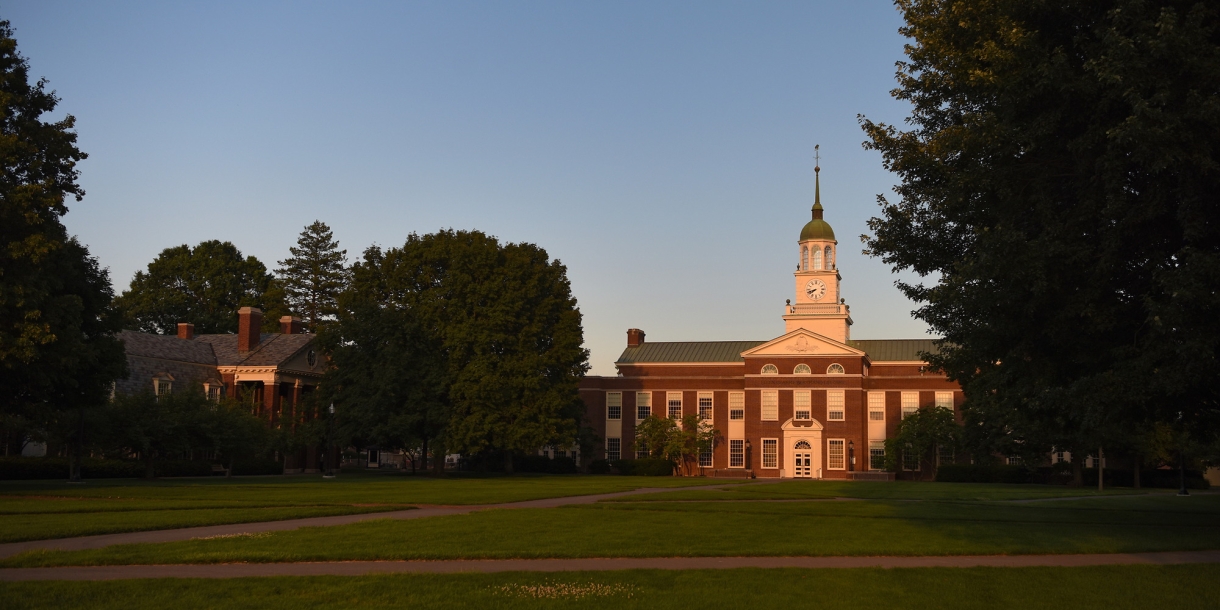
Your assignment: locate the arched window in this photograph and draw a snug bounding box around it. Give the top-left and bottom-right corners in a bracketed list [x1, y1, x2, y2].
[793, 364, 811, 375]
[825, 246, 833, 269]
[801, 247, 808, 271]
[794, 440, 812, 450]
[761, 364, 779, 375]
[827, 363, 845, 374]
[811, 248, 823, 270]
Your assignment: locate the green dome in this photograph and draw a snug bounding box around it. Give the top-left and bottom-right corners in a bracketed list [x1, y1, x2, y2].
[800, 203, 836, 241]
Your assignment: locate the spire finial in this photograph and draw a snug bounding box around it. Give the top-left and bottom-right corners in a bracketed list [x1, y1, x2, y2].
[812, 144, 823, 218]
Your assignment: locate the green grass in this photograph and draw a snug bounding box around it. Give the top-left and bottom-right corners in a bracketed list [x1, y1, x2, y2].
[0, 473, 724, 543]
[3, 565, 1219, 609]
[9, 493, 1218, 567]
[601, 479, 1154, 502]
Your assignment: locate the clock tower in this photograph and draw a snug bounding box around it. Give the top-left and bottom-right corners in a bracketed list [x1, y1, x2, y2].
[783, 157, 852, 341]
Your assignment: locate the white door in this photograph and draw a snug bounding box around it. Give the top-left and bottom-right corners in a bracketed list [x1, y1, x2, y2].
[793, 452, 812, 477]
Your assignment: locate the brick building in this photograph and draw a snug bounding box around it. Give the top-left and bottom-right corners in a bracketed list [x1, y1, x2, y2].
[579, 168, 961, 479]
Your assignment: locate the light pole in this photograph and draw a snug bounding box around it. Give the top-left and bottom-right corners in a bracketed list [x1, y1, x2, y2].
[324, 403, 336, 479]
[848, 440, 855, 473]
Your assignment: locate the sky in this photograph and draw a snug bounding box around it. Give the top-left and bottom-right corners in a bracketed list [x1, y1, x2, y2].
[7, 1, 930, 375]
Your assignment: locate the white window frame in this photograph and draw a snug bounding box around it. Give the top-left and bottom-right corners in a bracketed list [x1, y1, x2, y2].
[729, 439, 745, 468]
[761, 364, 779, 375]
[761, 438, 778, 469]
[827, 439, 846, 470]
[868, 441, 885, 470]
[606, 437, 621, 461]
[154, 378, 173, 396]
[729, 391, 744, 420]
[667, 392, 682, 419]
[794, 390, 812, 421]
[935, 391, 954, 410]
[793, 364, 811, 375]
[826, 390, 845, 421]
[868, 391, 885, 421]
[697, 392, 713, 420]
[606, 392, 622, 420]
[699, 445, 712, 468]
[826, 363, 845, 375]
[761, 390, 779, 421]
[812, 248, 823, 270]
[636, 392, 652, 420]
[901, 392, 919, 419]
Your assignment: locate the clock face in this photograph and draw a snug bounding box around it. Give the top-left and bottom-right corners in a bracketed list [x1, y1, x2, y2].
[805, 279, 827, 301]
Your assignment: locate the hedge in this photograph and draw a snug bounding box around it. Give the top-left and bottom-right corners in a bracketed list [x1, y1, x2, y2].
[935, 464, 1033, 484]
[612, 458, 676, 476]
[587, 459, 611, 474]
[515, 454, 580, 474]
[934, 463, 1211, 489]
[0, 457, 224, 480]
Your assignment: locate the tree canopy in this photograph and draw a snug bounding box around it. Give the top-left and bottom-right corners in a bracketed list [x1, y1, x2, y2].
[114, 240, 288, 334]
[861, 0, 1220, 459]
[276, 221, 349, 332]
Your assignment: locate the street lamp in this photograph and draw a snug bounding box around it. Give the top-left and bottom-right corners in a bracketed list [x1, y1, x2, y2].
[848, 440, 855, 472]
[324, 402, 336, 479]
[744, 440, 753, 478]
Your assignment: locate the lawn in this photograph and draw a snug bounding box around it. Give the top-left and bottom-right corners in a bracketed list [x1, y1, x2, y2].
[3, 565, 1219, 609]
[0, 473, 724, 543]
[600, 479, 1153, 502]
[8, 492, 1218, 567]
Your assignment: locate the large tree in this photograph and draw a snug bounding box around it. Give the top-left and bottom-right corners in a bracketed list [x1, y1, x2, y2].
[0, 21, 126, 474]
[861, 1, 1220, 460]
[115, 240, 288, 334]
[276, 221, 349, 332]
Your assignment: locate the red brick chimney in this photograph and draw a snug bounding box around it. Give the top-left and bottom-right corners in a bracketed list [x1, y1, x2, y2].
[176, 323, 194, 340]
[238, 307, 262, 352]
[280, 316, 304, 335]
[627, 328, 646, 348]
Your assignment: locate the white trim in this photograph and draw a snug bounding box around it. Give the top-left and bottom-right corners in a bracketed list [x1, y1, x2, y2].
[826, 389, 845, 421]
[761, 438, 779, 469]
[606, 392, 622, 421]
[635, 391, 652, 421]
[697, 391, 713, 421]
[666, 391, 683, 419]
[761, 390, 779, 421]
[827, 438, 846, 470]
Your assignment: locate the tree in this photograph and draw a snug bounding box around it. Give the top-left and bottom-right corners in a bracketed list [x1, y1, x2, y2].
[884, 406, 959, 477]
[276, 221, 349, 332]
[633, 414, 717, 476]
[114, 240, 288, 334]
[0, 22, 126, 477]
[860, 1, 1220, 460]
[204, 398, 270, 478]
[104, 389, 208, 478]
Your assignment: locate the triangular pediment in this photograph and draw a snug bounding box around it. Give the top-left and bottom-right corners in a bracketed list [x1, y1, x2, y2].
[740, 328, 865, 358]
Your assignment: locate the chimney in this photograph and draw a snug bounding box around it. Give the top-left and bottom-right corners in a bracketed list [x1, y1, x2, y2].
[627, 328, 646, 348]
[280, 316, 304, 335]
[238, 307, 263, 352]
[176, 323, 194, 340]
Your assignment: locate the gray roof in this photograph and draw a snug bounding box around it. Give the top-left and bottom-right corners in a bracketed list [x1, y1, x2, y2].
[118, 330, 217, 365]
[617, 341, 766, 364]
[194, 333, 315, 367]
[614, 338, 939, 364]
[848, 339, 940, 362]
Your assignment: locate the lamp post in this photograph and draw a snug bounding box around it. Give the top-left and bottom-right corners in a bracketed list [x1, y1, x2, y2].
[848, 440, 855, 473]
[324, 403, 336, 479]
[744, 439, 753, 478]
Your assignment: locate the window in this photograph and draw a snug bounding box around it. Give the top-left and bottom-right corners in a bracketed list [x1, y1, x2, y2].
[827, 390, 845, 421]
[869, 441, 885, 470]
[812, 248, 823, 270]
[206, 385, 223, 402]
[636, 392, 652, 420]
[307, 350, 318, 367]
[761, 390, 778, 421]
[155, 378, 173, 396]
[938, 445, 955, 465]
[729, 392, 744, 420]
[667, 392, 682, 419]
[828, 439, 845, 470]
[698, 392, 713, 420]
[827, 363, 845, 375]
[1008, 456, 1023, 466]
[761, 364, 779, 375]
[699, 446, 712, 468]
[636, 440, 649, 459]
[729, 440, 744, 468]
[607, 438, 621, 461]
[935, 392, 954, 410]
[901, 392, 919, 419]
[606, 392, 622, 420]
[825, 246, 833, 269]
[762, 439, 778, 469]
[868, 392, 885, 421]
[793, 364, 811, 375]
[794, 390, 811, 420]
[802, 246, 808, 270]
[1054, 451, 1066, 464]
[903, 445, 920, 471]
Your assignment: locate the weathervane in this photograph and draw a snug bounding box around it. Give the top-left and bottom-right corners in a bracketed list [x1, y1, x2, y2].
[814, 144, 820, 173]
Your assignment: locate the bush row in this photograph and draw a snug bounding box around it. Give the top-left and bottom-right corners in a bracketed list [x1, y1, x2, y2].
[935, 463, 1211, 489]
[611, 458, 676, 476]
[0, 456, 286, 480]
[514, 455, 580, 474]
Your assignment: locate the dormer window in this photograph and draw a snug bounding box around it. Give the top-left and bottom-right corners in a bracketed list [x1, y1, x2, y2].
[827, 363, 845, 374]
[154, 377, 173, 396]
[761, 364, 779, 375]
[793, 364, 811, 375]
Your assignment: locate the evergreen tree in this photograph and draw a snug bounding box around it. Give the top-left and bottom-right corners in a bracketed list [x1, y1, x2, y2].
[276, 221, 349, 332]
[861, 0, 1220, 458]
[114, 240, 288, 334]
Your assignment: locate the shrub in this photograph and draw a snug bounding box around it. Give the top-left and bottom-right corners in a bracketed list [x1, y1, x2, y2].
[0, 457, 214, 480]
[612, 458, 674, 476]
[587, 459, 611, 474]
[935, 463, 1032, 484]
[229, 457, 283, 476]
[515, 454, 579, 474]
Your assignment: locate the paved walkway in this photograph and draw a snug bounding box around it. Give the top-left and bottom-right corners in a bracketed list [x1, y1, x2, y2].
[0, 482, 767, 560]
[4, 550, 1220, 581]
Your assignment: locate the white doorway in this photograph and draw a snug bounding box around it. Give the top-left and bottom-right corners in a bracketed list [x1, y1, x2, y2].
[793, 440, 813, 478]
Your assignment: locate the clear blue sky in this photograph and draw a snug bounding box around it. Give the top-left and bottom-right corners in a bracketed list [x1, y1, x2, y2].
[8, 1, 928, 375]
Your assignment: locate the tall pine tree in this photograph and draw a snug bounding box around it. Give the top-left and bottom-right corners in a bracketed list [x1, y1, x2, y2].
[276, 221, 349, 332]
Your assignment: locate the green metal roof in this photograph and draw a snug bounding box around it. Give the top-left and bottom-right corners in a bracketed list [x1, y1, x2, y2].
[800, 216, 836, 241]
[848, 339, 940, 362]
[616, 341, 766, 364]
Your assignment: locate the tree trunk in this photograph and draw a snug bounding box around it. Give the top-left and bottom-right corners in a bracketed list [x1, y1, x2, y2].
[146, 451, 156, 479]
[1070, 454, 1083, 487]
[504, 451, 514, 473]
[227, 455, 235, 478]
[432, 439, 445, 475]
[1133, 455, 1141, 489]
[421, 436, 429, 472]
[1097, 447, 1104, 491]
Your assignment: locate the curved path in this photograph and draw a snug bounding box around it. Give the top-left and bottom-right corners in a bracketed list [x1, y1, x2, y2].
[0, 482, 767, 560]
[4, 550, 1220, 581]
